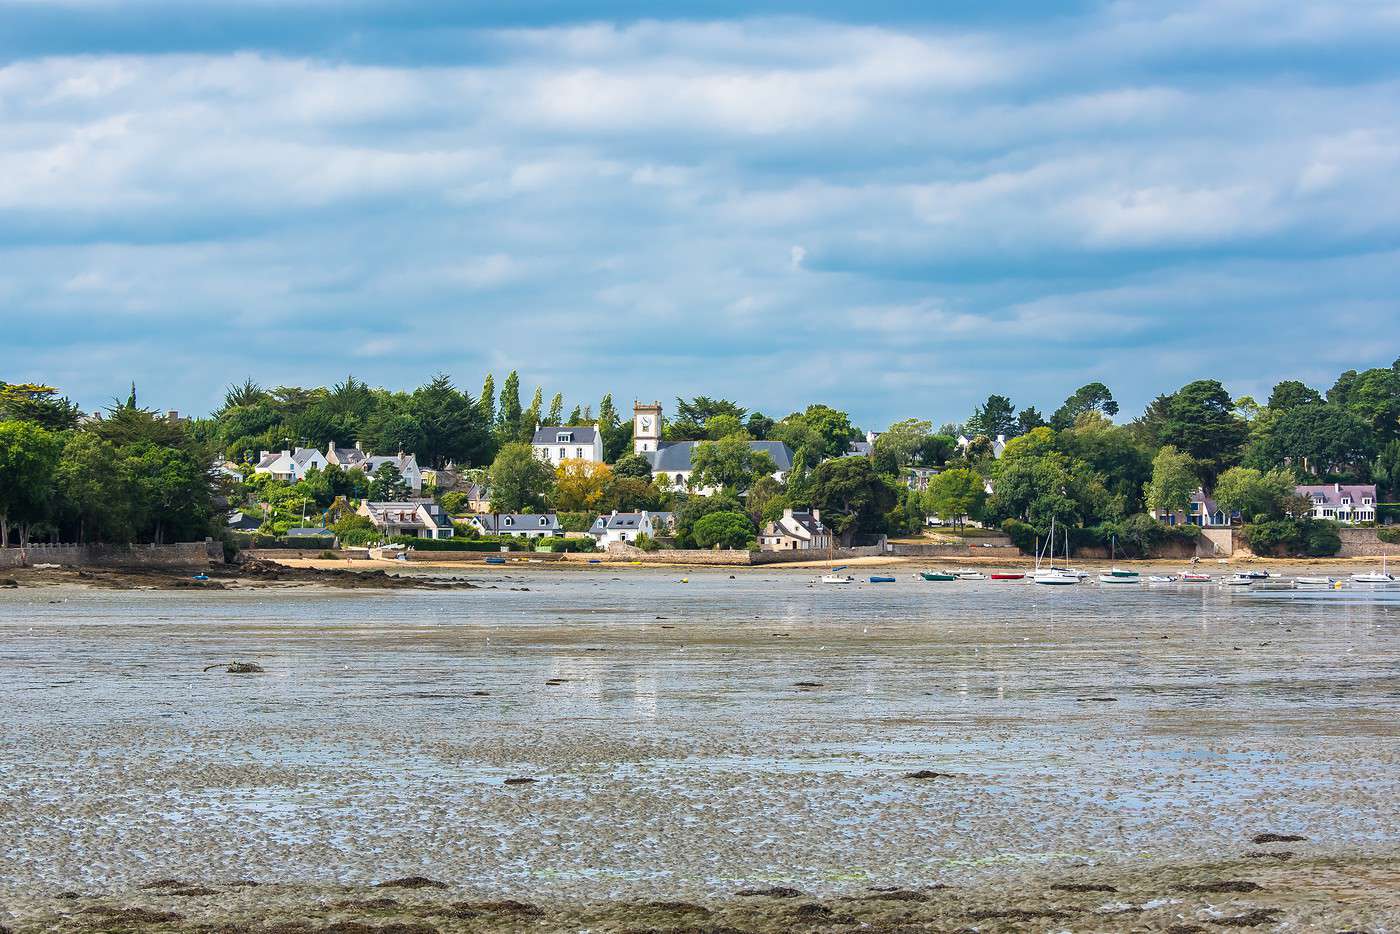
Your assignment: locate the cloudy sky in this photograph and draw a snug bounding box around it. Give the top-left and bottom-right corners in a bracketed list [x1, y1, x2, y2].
[2, 0, 1398, 427]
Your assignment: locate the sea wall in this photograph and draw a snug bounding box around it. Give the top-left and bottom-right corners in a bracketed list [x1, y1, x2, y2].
[0, 541, 217, 569]
[604, 543, 885, 565]
[1336, 528, 1400, 558]
[888, 542, 1018, 558]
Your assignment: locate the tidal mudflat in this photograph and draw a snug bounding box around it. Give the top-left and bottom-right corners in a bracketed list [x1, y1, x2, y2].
[1, 571, 1397, 932]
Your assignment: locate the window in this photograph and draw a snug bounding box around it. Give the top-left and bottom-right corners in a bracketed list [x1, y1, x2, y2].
[504, 517, 513, 527]
[576, 447, 583, 458]
[556, 432, 572, 443]
[1342, 497, 1352, 505]
[1364, 497, 1373, 505]
[539, 517, 547, 526]
[558, 447, 566, 460]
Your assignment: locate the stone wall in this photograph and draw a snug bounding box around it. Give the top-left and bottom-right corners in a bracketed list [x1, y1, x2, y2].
[888, 542, 1018, 558]
[1336, 528, 1400, 558]
[603, 542, 884, 565]
[0, 541, 217, 569]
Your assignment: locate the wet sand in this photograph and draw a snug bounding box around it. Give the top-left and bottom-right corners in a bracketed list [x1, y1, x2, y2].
[1, 572, 1397, 931]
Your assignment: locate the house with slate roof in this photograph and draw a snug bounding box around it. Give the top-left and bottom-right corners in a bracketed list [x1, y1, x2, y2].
[759, 508, 832, 552]
[1152, 489, 1238, 528]
[254, 447, 328, 483]
[357, 500, 454, 539]
[532, 424, 604, 465]
[1296, 483, 1377, 523]
[589, 510, 675, 546]
[327, 441, 423, 493]
[629, 401, 794, 493]
[465, 513, 561, 539]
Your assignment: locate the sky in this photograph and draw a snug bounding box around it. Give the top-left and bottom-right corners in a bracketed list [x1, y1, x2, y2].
[2, 0, 1399, 429]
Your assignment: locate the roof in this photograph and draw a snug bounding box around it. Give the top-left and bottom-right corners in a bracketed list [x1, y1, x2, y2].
[847, 441, 873, 457]
[532, 425, 599, 445]
[285, 527, 334, 538]
[764, 509, 826, 539]
[367, 453, 418, 472]
[1296, 483, 1377, 505]
[644, 440, 794, 473]
[329, 445, 369, 467]
[472, 513, 561, 532]
[590, 511, 674, 531]
[291, 448, 324, 467]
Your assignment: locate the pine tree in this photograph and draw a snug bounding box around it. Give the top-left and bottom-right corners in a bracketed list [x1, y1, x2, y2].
[522, 387, 544, 439]
[567, 405, 583, 424]
[546, 393, 564, 426]
[498, 371, 522, 440]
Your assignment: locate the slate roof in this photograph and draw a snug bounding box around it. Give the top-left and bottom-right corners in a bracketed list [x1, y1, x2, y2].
[532, 426, 599, 445]
[590, 511, 675, 533]
[1296, 483, 1377, 505]
[644, 440, 794, 473]
[473, 513, 561, 533]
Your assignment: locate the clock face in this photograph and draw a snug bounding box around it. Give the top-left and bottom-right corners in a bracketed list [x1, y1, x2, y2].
[640, 416, 653, 430]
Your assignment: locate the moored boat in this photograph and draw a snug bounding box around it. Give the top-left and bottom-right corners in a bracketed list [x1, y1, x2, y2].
[1223, 573, 1255, 586]
[990, 572, 1025, 580]
[1148, 574, 1178, 583]
[1350, 556, 1393, 584]
[921, 571, 957, 581]
[955, 570, 987, 581]
[1099, 566, 1140, 584]
[1181, 571, 1212, 582]
[869, 575, 897, 583]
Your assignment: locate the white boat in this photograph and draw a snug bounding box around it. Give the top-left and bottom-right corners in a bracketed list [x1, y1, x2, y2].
[1181, 571, 1213, 582]
[1350, 556, 1394, 584]
[1295, 576, 1338, 588]
[1033, 518, 1082, 586]
[1223, 573, 1256, 586]
[955, 570, 987, 581]
[821, 573, 855, 584]
[1148, 574, 1178, 583]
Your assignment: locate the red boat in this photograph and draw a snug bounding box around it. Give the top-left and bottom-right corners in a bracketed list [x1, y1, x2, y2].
[990, 572, 1025, 580]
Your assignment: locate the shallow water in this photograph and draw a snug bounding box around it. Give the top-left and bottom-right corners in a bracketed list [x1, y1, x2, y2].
[1, 570, 1397, 897]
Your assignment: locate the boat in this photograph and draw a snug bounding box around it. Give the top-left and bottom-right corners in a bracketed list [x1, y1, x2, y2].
[1148, 574, 1178, 583]
[990, 572, 1025, 580]
[1222, 573, 1255, 586]
[1033, 518, 1082, 586]
[1295, 575, 1338, 588]
[1181, 572, 1213, 582]
[921, 571, 957, 581]
[822, 566, 855, 584]
[192, 573, 210, 581]
[869, 576, 897, 583]
[484, 556, 507, 565]
[955, 570, 987, 581]
[1350, 556, 1394, 584]
[1099, 538, 1140, 583]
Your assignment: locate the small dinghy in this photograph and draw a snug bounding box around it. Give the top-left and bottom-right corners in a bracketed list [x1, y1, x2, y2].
[868, 575, 897, 583]
[990, 572, 1025, 580]
[921, 571, 957, 581]
[1181, 572, 1212, 582]
[955, 570, 987, 581]
[1148, 574, 1178, 583]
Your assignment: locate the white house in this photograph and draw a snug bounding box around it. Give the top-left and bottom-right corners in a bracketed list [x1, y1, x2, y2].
[589, 510, 675, 546]
[1153, 489, 1238, 528]
[956, 433, 1008, 459]
[254, 447, 328, 483]
[356, 500, 454, 539]
[532, 425, 604, 465]
[465, 513, 562, 539]
[1296, 483, 1377, 524]
[759, 508, 832, 552]
[327, 442, 423, 493]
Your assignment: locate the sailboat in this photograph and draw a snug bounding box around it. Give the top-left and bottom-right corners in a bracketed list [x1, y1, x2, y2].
[1034, 518, 1081, 586]
[1351, 556, 1395, 584]
[1098, 535, 1140, 584]
[821, 565, 855, 584]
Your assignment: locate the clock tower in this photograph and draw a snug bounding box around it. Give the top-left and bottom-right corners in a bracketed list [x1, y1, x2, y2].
[633, 400, 662, 454]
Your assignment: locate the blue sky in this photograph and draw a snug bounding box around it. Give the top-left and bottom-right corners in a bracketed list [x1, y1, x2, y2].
[1, 0, 1398, 429]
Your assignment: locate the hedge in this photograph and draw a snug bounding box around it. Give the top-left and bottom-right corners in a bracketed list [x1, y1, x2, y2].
[1376, 526, 1400, 545]
[388, 536, 528, 552]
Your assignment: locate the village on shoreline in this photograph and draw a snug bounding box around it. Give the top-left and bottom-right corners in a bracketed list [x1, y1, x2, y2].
[2, 362, 1399, 576]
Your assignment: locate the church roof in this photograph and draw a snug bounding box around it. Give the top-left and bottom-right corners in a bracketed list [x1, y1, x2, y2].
[644, 440, 793, 473]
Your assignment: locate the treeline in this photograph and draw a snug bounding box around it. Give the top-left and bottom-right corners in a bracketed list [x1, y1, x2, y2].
[0, 385, 217, 547]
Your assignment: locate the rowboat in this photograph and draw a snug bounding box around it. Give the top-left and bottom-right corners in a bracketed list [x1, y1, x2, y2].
[955, 570, 987, 581]
[1295, 576, 1337, 588]
[1181, 572, 1212, 582]
[920, 572, 956, 581]
[869, 576, 897, 583]
[990, 572, 1025, 580]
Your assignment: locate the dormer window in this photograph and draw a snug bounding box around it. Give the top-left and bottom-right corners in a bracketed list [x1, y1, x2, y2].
[556, 432, 572, 443]
[1363, 497, 1373, 505]
[503, 517, 513, 527]
[1342, 497, 1352, 505]
[539, 517, 547, 526]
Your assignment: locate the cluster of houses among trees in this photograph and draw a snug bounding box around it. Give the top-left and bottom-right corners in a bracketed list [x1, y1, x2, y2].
[2, 358, 1399, 557]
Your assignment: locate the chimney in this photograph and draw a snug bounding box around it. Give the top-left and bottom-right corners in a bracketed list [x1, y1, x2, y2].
[783, 507, 794, 520]
[1335, 482, 1341, 494]
[282, 449, 291, 458]
[355, 441, 363, 451]
[812, 508, 821, 523]
[259, 450, 268, 460]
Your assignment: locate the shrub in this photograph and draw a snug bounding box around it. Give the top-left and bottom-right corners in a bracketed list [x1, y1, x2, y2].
[633, 532, 658, 552]
[387, 535, 531, 552]
[1001, 519, 1038, 554]
[1378, 527, 1400, 545]
[557, 511, 596, 533]
[1240, 518, 1341, 557]
[534, 536, 597, 553]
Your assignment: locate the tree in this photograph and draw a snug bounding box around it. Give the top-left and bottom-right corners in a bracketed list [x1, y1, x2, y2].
[775, 404, 859, 459]
[117, 442, 214, 544]
[746, 412, 775, 439]
[546, 393, 564, 426]
[488, 442, 554, 513]
[802, 456, 897, 545]
[554, 458, 612, 511]
[689, 434, 777, 493]
[409, 374, 489, 467]
[874, 418, 932, 466]
[669, 397, 747, 441]
[0, 421, 63, 547]
[1152, 380, 1247, 484]
[221, 378, 268, 412]
[1245, 403, 1375, 477]
[612, 452, 654, 480]
[691, 511, 756, 550]
[0, 382, 81, 430]
[1050, 382, 1119, 430]
[1015, 407, 1047, 435]
[1375, 440, 1400, 498]
[672, 490, 745, 548]
[369, 462, 412, 500]
[599, 475, 665, 513]
[986, 431, 1086, 530]
[521, 387, 544, 439]
[1144, 446, 1199, 517]
[1212, 467, 1296, 522]
[966, 395, 1017, 438]
[924, 468, 986, 528]
[1057, 412, 1152, 518]
[706, 413, 745, 440]
[597, 394, 631, 461]
[1328, 362, 1400, 443]
[479, 374, 496, 426]
[496, 370, 523, 443]
[54, 433, 125, 543]
[1266, 379, 1320, 412]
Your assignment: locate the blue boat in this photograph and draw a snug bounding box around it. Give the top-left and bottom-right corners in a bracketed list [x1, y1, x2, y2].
[869, 575, 897, 583]
[485, 556, 507, 565]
